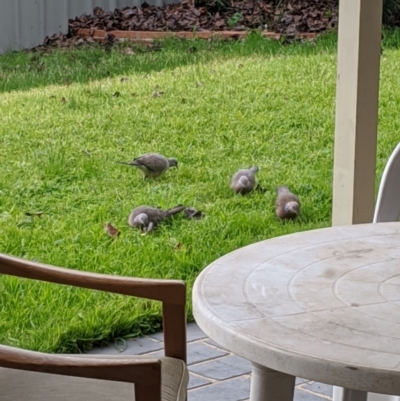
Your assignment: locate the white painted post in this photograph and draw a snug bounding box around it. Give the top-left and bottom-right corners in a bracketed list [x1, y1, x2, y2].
[332, 0, 383, 226]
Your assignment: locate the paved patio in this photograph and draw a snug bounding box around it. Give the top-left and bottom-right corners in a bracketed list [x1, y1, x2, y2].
[88, 322, 333, 401]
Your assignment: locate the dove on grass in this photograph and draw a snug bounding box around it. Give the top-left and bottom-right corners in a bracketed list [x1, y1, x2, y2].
[117, 153, 178, 179]
[230, 166, 259, 194]
[128, 205, 185, 233]
[275, 186, 301, 220]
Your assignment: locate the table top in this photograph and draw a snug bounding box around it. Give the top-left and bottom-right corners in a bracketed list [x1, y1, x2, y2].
[193, 222, 400, 394]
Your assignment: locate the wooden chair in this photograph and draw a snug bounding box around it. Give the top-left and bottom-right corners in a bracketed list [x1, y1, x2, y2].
[0, 253, 189, 401]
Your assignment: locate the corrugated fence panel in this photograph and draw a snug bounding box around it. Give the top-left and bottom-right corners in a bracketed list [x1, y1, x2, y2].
[0, 1, 17, 53]
[44, 0, 69, 40]
[0, 0, 180, 53]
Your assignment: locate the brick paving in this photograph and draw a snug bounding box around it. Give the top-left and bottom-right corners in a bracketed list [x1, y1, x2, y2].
[89, 322, 333, 401]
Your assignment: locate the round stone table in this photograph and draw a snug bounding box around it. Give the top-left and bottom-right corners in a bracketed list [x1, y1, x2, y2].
[193, 223, 400, 401]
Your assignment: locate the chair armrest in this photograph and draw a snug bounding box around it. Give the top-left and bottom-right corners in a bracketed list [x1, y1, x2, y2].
[0, 344, 161, 385]
[0, 253, 185, 305]
[0, 252, 188, 363]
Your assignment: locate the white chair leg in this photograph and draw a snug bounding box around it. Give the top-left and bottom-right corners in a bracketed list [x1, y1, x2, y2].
[333, 386, 344, 400]
[333, 386, 400, 401]
[367, 394, 400, 401]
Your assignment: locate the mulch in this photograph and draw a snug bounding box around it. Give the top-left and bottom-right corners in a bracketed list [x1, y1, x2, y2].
[34, 0, 338, 51]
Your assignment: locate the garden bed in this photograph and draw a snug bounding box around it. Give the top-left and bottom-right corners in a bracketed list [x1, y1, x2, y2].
[37, 0, 336, 50]
[69, 0, 338, 35]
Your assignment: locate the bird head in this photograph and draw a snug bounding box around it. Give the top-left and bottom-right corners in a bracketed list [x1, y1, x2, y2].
[168, 158, 178, 168]
[249, 166, 259, 173]
[133, 213, 149, 228]
[238, 176, 249, 188]
[284, 201, 300, 216]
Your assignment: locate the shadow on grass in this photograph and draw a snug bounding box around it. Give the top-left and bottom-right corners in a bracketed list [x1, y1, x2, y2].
[55, 313, 163, 354]
[0, 32, 338, 94]
[2, 28, 400, 94]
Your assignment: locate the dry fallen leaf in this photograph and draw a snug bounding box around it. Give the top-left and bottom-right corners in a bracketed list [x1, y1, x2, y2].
[104, 223, 120, 238]
[123, 47, 135, 55]
[25, 212, 44, 218]
[171, 241, 192, 254]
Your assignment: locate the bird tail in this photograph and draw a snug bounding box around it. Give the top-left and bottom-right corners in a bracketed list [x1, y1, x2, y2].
[165, 205, 186, 218]
[115, 161, 139, 167]
[276, 185, 290, 194]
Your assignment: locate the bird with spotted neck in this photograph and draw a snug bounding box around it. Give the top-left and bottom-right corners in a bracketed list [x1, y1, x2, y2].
[275, 186, 301, 220]
[117, 152, 178, 179]
[128, 205, 185, 233]
[230, 166, 259, 195]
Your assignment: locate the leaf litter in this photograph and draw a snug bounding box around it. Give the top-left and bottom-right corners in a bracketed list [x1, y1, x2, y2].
[32, 0, 338, 51]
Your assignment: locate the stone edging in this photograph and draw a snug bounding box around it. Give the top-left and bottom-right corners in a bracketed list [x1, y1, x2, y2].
[76, 28, 317, 42]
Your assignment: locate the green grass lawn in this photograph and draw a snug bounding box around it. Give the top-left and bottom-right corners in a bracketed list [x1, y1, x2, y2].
[0, 32, 399, 353]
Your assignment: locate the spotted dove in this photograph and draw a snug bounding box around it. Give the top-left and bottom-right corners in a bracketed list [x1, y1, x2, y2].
[128, 205, 185, 232]
[230, 166, 259, 194]
[117, 153, 178, 179]
[275, 186, 301, 220]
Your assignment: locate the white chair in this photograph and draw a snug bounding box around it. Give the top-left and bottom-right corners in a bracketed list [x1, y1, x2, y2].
[373, 142, 400, 223]
[333, 142, 400, 401]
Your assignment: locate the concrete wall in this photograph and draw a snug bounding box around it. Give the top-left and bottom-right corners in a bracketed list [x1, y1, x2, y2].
[0, 0, 177, 53]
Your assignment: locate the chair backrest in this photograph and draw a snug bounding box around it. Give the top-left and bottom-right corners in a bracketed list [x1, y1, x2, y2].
[373, 142, 400, 223]
[334, 143, 400, 401]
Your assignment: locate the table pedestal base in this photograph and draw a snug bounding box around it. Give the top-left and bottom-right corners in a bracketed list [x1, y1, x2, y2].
[250, 363, 295, 401]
